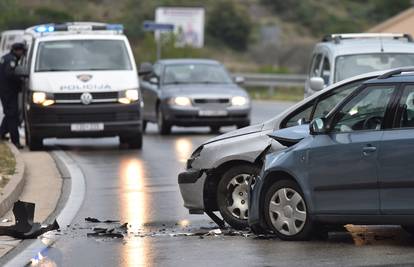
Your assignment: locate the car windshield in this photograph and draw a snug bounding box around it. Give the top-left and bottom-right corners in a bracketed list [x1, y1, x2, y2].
[163, 63, 233, 85]
[335, 53, 414, 82]
[35, 40, 132, 72]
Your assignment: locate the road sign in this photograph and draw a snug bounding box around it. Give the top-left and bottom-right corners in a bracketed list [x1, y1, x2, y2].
[143, 21, 174, 32]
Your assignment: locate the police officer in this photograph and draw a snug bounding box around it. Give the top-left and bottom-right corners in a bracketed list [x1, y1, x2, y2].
[0, 42, 25, 149]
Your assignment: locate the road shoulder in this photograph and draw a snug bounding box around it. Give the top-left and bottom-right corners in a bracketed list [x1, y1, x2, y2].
[0, 147, 62, 259]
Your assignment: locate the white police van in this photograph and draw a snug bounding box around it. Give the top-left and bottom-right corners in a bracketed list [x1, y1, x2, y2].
[18, 22, 150, 150]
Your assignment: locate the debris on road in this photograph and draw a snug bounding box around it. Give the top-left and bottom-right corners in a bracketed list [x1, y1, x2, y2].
[0, 201, 59, 239]
[85, 220, 128, 239]
[85, 217, 120, 223]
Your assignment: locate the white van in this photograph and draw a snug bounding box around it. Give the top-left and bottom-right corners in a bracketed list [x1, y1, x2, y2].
[305, 33, 414, 97]
[0, 30, 25, 56]
[18, 22, 150, 150]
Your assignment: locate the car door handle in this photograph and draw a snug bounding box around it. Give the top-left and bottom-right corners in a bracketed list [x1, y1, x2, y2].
[362, 145, 377, 154]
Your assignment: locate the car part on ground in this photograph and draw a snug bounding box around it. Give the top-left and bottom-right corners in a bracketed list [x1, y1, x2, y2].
[0, 200, 59, 239]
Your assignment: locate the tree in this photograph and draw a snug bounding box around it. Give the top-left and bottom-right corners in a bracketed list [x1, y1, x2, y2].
[207, 0, 252, 51]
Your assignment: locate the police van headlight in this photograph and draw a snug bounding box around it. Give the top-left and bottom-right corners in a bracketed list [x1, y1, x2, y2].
[118, 89, 139, 104]
[32, 92, 54, 107]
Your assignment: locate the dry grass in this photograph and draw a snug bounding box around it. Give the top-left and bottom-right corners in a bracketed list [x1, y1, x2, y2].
[0, 142, 15, 177]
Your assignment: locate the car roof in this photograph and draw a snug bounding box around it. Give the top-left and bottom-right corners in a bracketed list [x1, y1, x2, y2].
[365, 72, 414, 84]
[158, 58, 221, 65]
[317, 38, 414, 57]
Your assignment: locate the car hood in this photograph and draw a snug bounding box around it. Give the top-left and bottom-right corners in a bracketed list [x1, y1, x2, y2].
[30, 70, 139, 93]
[162, 83, 248, 98]
[203, 123, 264, 145]
[268, 124, 309, 147]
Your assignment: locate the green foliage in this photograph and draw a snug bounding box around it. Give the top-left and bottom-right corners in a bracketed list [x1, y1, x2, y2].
[206, 0, 252, 51]
[257, 65, 290, 74]
[260, 0, 411, 36]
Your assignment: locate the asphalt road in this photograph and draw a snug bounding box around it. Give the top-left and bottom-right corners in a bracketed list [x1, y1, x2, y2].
[11, 100, 414, 266]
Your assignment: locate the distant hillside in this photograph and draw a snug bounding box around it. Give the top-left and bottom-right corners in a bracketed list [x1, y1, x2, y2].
[0, 0, 410, 73]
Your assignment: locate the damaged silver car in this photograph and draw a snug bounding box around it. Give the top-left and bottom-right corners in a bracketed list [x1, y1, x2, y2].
[178, 70, 387, 229]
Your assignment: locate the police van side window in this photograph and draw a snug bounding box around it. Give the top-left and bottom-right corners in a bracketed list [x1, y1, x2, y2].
[321, 57, 331, 84]
[310, 54, 322, 77]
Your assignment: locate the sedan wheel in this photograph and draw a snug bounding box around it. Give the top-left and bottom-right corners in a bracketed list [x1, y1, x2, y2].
[264, 180, 313, 240]
[217, 164, 259, 229]
[157, 106, 171, 135]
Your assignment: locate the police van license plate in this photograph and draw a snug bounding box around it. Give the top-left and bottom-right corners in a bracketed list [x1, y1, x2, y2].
[198, 110, 228, 117]
[71, 123, 104, 132]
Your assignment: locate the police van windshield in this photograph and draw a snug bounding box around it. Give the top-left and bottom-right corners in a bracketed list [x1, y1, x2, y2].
[35, 39, 132, 72]
[163, 64, 233, 85]
[335, 53, 414, 82]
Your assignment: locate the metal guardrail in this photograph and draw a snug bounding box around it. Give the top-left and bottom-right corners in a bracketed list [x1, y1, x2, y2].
[232, 73, 307, 88]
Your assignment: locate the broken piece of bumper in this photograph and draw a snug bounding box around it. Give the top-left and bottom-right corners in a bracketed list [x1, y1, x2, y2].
[178, 169, 207, 214]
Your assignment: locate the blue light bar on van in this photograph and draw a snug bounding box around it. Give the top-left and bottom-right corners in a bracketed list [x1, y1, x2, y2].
[33, 23, 123, 33]
[34, 25, 55, 33]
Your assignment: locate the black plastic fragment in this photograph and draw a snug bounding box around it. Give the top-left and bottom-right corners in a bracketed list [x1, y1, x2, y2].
[0, 200, 60, 239]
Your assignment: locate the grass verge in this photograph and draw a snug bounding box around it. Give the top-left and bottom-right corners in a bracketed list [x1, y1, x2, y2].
[0, 142, 15, 188]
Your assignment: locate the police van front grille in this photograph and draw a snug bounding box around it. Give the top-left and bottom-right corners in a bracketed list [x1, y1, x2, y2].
[31, 111, 139, 123]
[54, 92, 119, 103]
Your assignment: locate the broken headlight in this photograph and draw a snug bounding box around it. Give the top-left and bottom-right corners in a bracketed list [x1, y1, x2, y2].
[186, 145, 204, 169]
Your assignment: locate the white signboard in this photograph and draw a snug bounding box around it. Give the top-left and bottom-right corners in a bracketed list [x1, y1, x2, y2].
[155, 7, 205, 48]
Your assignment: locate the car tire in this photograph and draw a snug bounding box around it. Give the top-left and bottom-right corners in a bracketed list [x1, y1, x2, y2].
[157, 105, 171, 135]
[26, 131, 43, 151]
[210, 126, 220, 134]
[264, 180, 314, 241]
[217, 164, 260, 229]
[142, 120, 147, 133]
[237, 121, 250, 129]
[121, 133, 143, 149]
[401, 225, 414, 235]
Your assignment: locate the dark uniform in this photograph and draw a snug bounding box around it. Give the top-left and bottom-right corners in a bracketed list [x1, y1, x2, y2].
[0, 44, 24, 147]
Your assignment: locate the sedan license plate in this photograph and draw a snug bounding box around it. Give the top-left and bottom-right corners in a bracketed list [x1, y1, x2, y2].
[198, 110, 228, 117]
[71, 123, 104, 132]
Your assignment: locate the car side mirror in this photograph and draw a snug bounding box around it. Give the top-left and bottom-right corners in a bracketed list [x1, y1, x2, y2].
[138, 62, 153, 76]
[234, 76, 245, 85]
[309, 118, 327, 135]
[149, 76, 159, 85]
[309, 77, 325, 92]
[15, 65, 29, 77]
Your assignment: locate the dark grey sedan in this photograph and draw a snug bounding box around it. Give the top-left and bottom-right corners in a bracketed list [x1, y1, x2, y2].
[140, 59, 251, 134]
[249, 67, 414, 240]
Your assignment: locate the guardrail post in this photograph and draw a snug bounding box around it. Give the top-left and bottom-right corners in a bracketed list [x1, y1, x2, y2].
[268, 85, 275, 96]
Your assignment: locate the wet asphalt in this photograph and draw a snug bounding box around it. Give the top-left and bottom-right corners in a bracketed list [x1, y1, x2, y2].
[14, 100, 414, 266]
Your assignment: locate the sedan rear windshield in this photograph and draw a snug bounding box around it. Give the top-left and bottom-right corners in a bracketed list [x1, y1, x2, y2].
[35, 39, 132, 72]
[335, 53, 414, 82]
[163, 64, 233, 85]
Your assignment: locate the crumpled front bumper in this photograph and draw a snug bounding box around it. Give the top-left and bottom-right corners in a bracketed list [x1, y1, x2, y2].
[178, 169, 207, 214]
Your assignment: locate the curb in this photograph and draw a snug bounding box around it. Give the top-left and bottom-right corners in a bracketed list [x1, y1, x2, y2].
[0, 143, 25, 218]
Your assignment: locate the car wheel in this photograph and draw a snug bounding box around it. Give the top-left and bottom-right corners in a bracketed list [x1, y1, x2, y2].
[217, 164, 260, 229]
[210, 126, 220, 134]
[401, 225, 414, 235]
[142, 120, 147, 133]
[26, 131, 43, 151]
[157, 106, 171, 135]
[237, 121, 250, 129]
[120, 133, 143, 149]
[264, 180, 313, 240]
